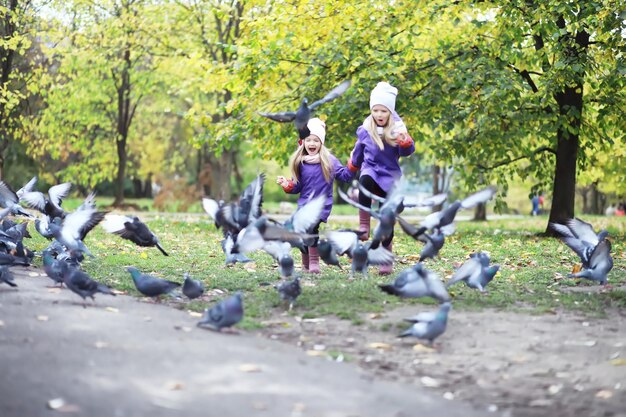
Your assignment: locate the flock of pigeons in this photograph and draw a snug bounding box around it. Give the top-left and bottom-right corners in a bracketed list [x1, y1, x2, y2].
[0, 172, 615, 345]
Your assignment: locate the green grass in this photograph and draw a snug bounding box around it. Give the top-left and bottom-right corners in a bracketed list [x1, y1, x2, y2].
[27, 214, 626, 327]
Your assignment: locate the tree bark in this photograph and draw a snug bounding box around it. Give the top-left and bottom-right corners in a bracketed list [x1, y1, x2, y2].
[206, 148, 234, 200]
[546, 83, 582, 230]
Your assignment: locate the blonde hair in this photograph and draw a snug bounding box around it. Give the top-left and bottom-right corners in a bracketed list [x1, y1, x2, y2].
[366, 115, 399, 150]
[288, 140, 333, 183]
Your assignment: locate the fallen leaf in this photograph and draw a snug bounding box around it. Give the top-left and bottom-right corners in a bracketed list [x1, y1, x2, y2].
[302, 318, 325, 323]
[595, 390, 613, 399]
[413, 344, 436, 353]
[313, 344, 326, 351]
[420, 376, 439, 387]
[305, 350, 327, 357]
[173, 325, 192, 332]
[609, 358, 626, 366]
[105, 307, 119, 313]
[571, 264, 582, 274]
[367, 342, 392, 351]
[188, 311, 203, 318]
[47, 398, 66, 410]
[369, 313, 383, 319]
[140, 252, 148, 259]
[47, 288, 61, 294]
[168, 382, 184, 390]
[548, 384, 563, 395]
[239, 364, 261, 372]
[28, 272, 40, 277]
[36, 315, 49, 321]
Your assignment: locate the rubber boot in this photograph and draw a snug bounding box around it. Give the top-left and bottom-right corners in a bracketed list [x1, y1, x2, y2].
[308, 247, 320, 274]
[358, 209, 371, 241]
[301, 251, 309, 272]
[378, 242, 393, 275]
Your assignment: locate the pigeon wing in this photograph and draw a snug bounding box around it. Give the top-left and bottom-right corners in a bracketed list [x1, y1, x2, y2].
[16, 176, 37, 198]
[308, 80, 351, 110]
[460, 186, 497, 209]
[48, 182, 72, 208]
[447, 257, 482, 287]
[289, 194, 325, 233]
[258, 111, 297, 123]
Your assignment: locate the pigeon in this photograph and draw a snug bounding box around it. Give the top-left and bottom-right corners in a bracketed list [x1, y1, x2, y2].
[0, 265, 17, 287]
[197, 292, 244, 332]
[221, 233, 252, 265]
[411, 227, 445, 262]
[0, 180, 33, 217]
[325, 230, 394, 277]
[20, 182, 72, 220]
[126, 267, 181, 299]
[48, 206, 107, 258]
[446, 252, 500, 292]
[15, 176, 37, 199]
[274, 275, 301, 310]
[404, 186, 497, 237]
[549, 218, 613, 285]
[337, 183, 405, 249]
[62, 264, 116, 306]
[399, 302, 452, 346]
[259, 80, 351, 139]
[102, 214, 169, 256]
[317, 238, 343, 269]
[261, 240, 294, 278]
[42, 250, 66, 287]
[379, 263, 450, 302]
[182, 272, 205, 300]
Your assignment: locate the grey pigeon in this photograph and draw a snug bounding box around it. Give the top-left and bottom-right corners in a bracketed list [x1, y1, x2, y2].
[42, 250, 65, 287]
[412, 186, 497, 237]
[126, 267, 181, 299]
[317, 238, 343, 270]
[20, 182, 72, 220]
[48, 206, 107, 258]
[325, 230, 393, 277]
[0, 265, 17, 287]
[262, 240, 294, 278]
[259, 80, 351, 139]
[274, 275, 301, 310]
[221, 233, 252, 265]
[182, 272, 205, 300]
[102, 215, 169, 256]
[15, 176, 37, 199]
[0, 180, 33, 217]
[379, 263, 450, 302]
[62, 264, 116, 306]
[399, 302, 452, 346]
[197, 292, 244, 331]
[550, 218, 613, 284]
[447, 252, 500, 292]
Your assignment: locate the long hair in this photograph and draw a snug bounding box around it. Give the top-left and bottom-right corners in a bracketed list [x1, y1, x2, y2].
[289, 143, 333, 183]
[365, 115, 399, 150]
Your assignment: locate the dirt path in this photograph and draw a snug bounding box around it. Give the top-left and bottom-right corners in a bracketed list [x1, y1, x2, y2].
[258, 303, 626, 417]
[0, 267, 485, 417]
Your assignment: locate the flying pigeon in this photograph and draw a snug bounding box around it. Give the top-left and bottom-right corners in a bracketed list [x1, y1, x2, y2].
[126, 267, 181, 300]
[0, 180, 33, 217]
[20, 182, 72, 220]
[182, 272, 205, 300]
[446, 252, 500, 292]
[274, 275, 301, 310]
[102, 214, 169, 256]
[48, 206, 107, 258]
[399, 302, 452, 346]
[325, 230, 394, 277]
[259, 80, 351, 140]
[549, 218, 613, 285]
[262, 240, 294, 278]
[197, 292, 244, 332]
[379, 263, 450, 303]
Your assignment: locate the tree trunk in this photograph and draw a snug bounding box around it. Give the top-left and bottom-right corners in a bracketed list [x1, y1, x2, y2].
[113, 136, 127, 206]
[144, 173, 152, 198]
[206, 148, 235, 200]
[432, 164, 444, 212]
[473, 203, 487, 221]
[546, 83, 582, 231]
[589, 182, 603, 214]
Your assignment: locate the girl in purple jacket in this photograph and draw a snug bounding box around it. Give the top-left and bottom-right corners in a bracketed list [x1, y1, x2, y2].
[347, 82, 415, 274]
[277, 118, 354, 273]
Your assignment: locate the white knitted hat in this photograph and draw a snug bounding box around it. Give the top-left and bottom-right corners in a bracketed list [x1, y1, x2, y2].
[306, 118, 326, 144]
[369, 81, 398, 112]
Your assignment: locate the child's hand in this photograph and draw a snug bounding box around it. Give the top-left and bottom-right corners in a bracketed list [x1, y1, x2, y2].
[276, 176, 288, 187]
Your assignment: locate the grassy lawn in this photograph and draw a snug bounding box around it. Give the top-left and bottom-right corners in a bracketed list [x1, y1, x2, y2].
[27, 213, 626, 329]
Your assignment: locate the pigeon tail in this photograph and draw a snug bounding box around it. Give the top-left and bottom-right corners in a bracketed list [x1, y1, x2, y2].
[378, 284, 400, 296]
[156, 243, 169, 256]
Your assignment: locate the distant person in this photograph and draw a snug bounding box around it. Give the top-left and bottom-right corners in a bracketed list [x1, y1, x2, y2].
[531, 195, 540, 216]
[605, 204, 616, 216]
[277, 118, 354, 274]
[538, 194, 544, 211]
[616, 203, 625, 217]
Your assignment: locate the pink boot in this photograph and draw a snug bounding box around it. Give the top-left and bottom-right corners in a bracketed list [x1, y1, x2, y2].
[301, 252, 309, 272]
[378, 242, 393, 275]
[358, 209, 371, 241]
[308, 247, 320, 274]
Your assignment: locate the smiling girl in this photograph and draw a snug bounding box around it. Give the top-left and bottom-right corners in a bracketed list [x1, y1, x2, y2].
[347, 82, 415, 274]
[277, 118, 354, 273]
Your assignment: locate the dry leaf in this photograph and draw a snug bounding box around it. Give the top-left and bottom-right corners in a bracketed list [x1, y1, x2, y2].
[173, 325, 192, 332]
[412, 344, 436, 353]
[140, 252, 148, 259]
[28, 272, 40, 277]
[47, 398, 66, 410]
[305, 350, 327, 357]
[168, 382, 184, 390]
[105, 307, 119, 313]
[188, 311, 203, 318]
[36, 315, 49, 321]
[420, 376, 440, 387]
[94, 341, 108, 349]
[302, 318, 325, 323]
[367, 342, 392, 351]
[609, 358, 626, 366]
[595, 390, 613, 399]
[47, 288, 61, 294]
[239, 364, 261, 372]
[369, 313, 383, 319]
[571, 264, 582, 274]
[548, 384, 563, 395]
